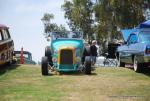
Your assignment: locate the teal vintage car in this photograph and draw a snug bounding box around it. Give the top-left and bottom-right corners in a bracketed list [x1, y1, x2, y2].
[41, 31, 92, 75]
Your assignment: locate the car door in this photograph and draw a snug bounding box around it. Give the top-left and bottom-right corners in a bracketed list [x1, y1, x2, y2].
[118, 43, 131, 63]
[125, 34, 138, 63]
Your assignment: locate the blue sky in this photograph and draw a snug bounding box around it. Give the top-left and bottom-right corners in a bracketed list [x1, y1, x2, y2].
[0, 0, 69, 63]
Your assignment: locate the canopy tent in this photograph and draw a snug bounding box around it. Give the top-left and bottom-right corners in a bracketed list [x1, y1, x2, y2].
[138, 20, 150, 28]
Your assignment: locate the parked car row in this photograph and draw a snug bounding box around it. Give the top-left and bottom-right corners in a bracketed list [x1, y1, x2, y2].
[42, 20, 150, 75]
[1, 20, 150, 74]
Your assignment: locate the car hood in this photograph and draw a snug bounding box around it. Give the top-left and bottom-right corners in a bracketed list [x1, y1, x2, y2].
[120, 29, 136, 42]
[120, 20, 150, 42]
[51, 39, 84, 50]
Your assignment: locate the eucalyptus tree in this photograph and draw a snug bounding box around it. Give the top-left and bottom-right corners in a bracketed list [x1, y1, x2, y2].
[94, 0, 145, 40]
[41, 13, 66, 37]
[111, 0, 144, 28]
[62, 0, 94, 40]
[41, 13, 54, 33]
[93, 0, 145, 52]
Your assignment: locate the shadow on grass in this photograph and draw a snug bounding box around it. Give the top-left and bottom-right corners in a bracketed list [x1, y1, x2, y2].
[0, 64, 21, 76]
[47, 71, 97, 76]
[142, 68, 150, 77]
[126, 66, 150, 77]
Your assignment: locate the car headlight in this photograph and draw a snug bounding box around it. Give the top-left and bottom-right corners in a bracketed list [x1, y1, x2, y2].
[76, 57, 81, 63]
[52, 57, 57, 62]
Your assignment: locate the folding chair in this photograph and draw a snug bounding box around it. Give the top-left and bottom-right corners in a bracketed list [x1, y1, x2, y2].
[103, 43, 120, 66]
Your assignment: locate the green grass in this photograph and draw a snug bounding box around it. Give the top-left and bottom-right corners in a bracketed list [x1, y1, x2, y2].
[0, 65, 150, 101]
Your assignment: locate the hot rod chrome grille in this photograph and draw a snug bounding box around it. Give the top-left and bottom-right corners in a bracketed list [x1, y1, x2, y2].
[60, 50, 73, 64]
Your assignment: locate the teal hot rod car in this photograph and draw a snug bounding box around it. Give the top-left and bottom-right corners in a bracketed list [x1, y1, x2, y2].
[41, 31, 92, 75]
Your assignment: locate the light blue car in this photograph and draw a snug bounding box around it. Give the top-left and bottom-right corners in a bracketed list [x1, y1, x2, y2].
[41, 31, 92, 75]
[117, 20, 150, 72]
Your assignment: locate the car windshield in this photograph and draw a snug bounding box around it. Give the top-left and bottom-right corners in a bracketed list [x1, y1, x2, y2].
[139, 31, 150, 43]
[51, 31, 83, 40]
[15, 53, 30, 59]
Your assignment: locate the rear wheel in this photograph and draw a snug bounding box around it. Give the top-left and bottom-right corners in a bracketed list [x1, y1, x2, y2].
[41, 56, 49, 75]
[7, 56, 13, 65]
[84, 56, 91, 75]
[82, 47, 91, 64]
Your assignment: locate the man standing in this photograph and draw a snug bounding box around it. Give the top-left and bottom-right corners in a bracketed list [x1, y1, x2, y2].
[90, 40, 97, 65]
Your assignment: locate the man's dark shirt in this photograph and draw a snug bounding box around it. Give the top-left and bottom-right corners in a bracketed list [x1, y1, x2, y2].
[90, 45, 97, 56]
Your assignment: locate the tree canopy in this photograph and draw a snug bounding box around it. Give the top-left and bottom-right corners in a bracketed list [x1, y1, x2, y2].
[41, 13, 66, 34]
[62, 0, 94, 40]
[62, 0, 148, 43]
[41, 0, 150, 49]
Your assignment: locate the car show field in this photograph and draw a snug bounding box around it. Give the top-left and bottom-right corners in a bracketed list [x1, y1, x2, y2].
[2, 1, 150, 101]
[0, 65, 150, 101]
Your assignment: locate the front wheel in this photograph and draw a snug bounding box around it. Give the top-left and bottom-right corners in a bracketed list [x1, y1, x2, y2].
[45, 46, 53, 66]
[117, 56, 125, 67]
[84, 56, 91, 74]
[41, 57, 49, 75]
[134, 56, 143, 73]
